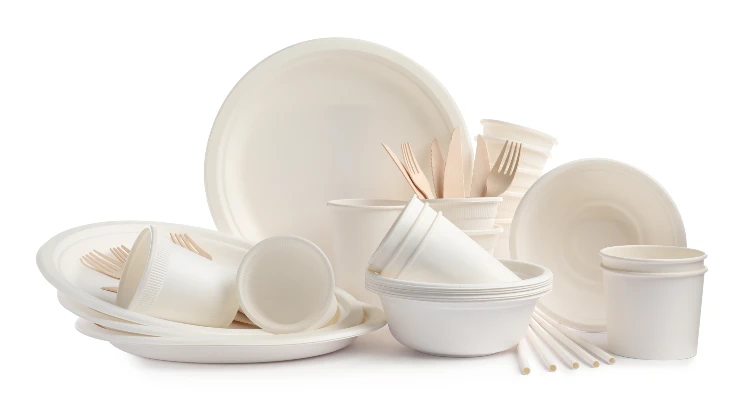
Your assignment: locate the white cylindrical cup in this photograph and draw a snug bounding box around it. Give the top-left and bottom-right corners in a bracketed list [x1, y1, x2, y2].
[600, 245, 707, 273]
[236, 236, 336, 334]
[495, 192, 524, 220]
[379, 203, 440, 278]
[328, 199, 406, 306]
[396, 212, 520, 284]
[425, 197, 502, 230]
[116, 226, 239, 328]
[480, 119, 559, 152]
[602, 266, 707, 360]
[368, 196, 429, 273]
[493, 219, 512, 259]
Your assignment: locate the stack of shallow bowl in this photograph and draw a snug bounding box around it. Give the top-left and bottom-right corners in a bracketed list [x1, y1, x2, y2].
[599, 245, 708, 360]
[479, 119, 558, 259]
[365, 259, 552, 357]
[426, 197, 504, 255]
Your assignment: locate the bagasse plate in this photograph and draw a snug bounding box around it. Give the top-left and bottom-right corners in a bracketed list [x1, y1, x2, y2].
[510, 159, 686, 332]
[74, 305, 385, 363]
[204, 38, 470, 256]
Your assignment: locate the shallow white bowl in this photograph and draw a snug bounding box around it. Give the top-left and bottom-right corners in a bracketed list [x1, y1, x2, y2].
[600, 245, 706, 273]
[480, 119, 558, 152]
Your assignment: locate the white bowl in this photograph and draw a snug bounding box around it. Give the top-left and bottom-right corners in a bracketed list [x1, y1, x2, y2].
[602, 266, 706, 360]
[482, 134, 551, 170]
[464, 226, 504, 255]
[480, 119, 558, 152]
[426, 197, 502, 230]
[600, 245, 706, 273]
[366, 259, 552, 357]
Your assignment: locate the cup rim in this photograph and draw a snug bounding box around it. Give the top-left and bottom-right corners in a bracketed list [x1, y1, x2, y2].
[600, 245, 707, 264]
[601, 264, 708, 279]
[426, 196, 503, 204]
[480, 119, 559, 145]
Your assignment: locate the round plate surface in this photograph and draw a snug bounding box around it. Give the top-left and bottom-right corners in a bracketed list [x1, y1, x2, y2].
[204, 38, 470, 256]
[510, 159, 686, 332]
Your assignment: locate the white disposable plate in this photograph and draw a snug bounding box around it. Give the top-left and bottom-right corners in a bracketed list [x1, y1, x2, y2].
[204, 38, 470, 256]
[38, 221, 369, 337]
[510, 159, 686, 332]
[58, 289, 364, 339]
[74, 306, 385, 363]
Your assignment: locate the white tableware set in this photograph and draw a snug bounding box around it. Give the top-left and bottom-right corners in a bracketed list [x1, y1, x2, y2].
[35, 38, 708, 370]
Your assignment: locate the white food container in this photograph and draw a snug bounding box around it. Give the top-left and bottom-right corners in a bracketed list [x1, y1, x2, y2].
[602, 266, 706, 360]
[464, 226, 504, 255]
[480, 119, 558, 152]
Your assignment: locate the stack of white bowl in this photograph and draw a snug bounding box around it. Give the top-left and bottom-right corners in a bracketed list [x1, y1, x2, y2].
[599, 245, 708, 360]
[480, 119, 558, 259]
[367, 197, 553, 357]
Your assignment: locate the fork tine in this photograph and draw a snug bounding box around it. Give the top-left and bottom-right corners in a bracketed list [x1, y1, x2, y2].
[93, 250, 122, 267]
[111, 247, 128, 263]
[121, 245, 130, 253]
[509, 143, 523, 176]
[400, 143, 413, 174]
[491, 141, 510, 173]
[84, 253, 119, 273]
[183, 234, 213, 260]
[80, 257, 119, 279]
[504, 142, 519, 174]
[170, 232, 180, 246]
[101, 286, 118, 293]
[406, 143, 421, 174]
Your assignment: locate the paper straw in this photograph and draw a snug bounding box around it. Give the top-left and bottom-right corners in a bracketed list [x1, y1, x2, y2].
[530, 320, 579, 369]
[525, 327, 557, 372]
[535, 310, 616, 365]
[516, 338, 531, 375]
[532, 313, 599, 368]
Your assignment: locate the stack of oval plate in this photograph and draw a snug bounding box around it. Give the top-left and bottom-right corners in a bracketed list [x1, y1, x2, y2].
[37, 221, 386, 363]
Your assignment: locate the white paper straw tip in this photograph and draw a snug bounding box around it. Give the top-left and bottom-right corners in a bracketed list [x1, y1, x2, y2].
[522, 367, 530, 375]
[609, 357, 616, 364]
[593, 361, 600, 368]
[572, 362, 580, 369]
[549, 365, 557, 372]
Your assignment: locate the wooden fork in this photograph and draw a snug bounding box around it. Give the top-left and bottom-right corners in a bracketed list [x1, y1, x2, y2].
[401, 143, 435, 199]
[485, 141, 523, 197]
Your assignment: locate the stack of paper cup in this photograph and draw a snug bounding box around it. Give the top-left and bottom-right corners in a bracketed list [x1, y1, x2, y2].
[599, 245, 707, 360]
[479, 119, 558, 258]
[426, 197, 504, 255]
[369, 197, 519, 284]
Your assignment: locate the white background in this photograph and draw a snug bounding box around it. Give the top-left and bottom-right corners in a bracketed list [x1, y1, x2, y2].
[2, 0, 746, 413]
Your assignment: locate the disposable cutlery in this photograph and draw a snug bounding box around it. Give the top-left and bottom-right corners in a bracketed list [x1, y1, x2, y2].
[401, 143, 435, 199]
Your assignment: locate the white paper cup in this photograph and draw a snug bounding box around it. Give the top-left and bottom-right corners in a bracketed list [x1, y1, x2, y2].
[328, 199, 406, 306]
[480, 119, 558, 152]
[483, 135, 551, 170]
[392, 211, 519, 284]
[379, 203, 440, 278]
[116, 226, 239, 328]
[236, 236, 336, 334]
[496, 192, 525, 219]
[493, 219, 512, 259]
[507, 167, 544, 192]
[464, 226, 503, 255]
[602, 266, 706, 360]
[600, 245, 707, 273]
[425, 197, 502, 230]
[368, 196, 432, 274]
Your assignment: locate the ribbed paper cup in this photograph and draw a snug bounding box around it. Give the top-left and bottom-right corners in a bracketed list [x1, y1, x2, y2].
[464, 226, 503, 255]
[483, 134, 551, 170]
[116, 226, 238, 328]
[426, 197, 501, 230]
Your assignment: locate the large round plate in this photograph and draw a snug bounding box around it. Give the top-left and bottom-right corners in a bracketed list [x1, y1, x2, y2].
[37, 221, 367, 338]
[204, 38, 470, 255]
[510, 159, 686, 332]
[74, 306, 385, 363]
